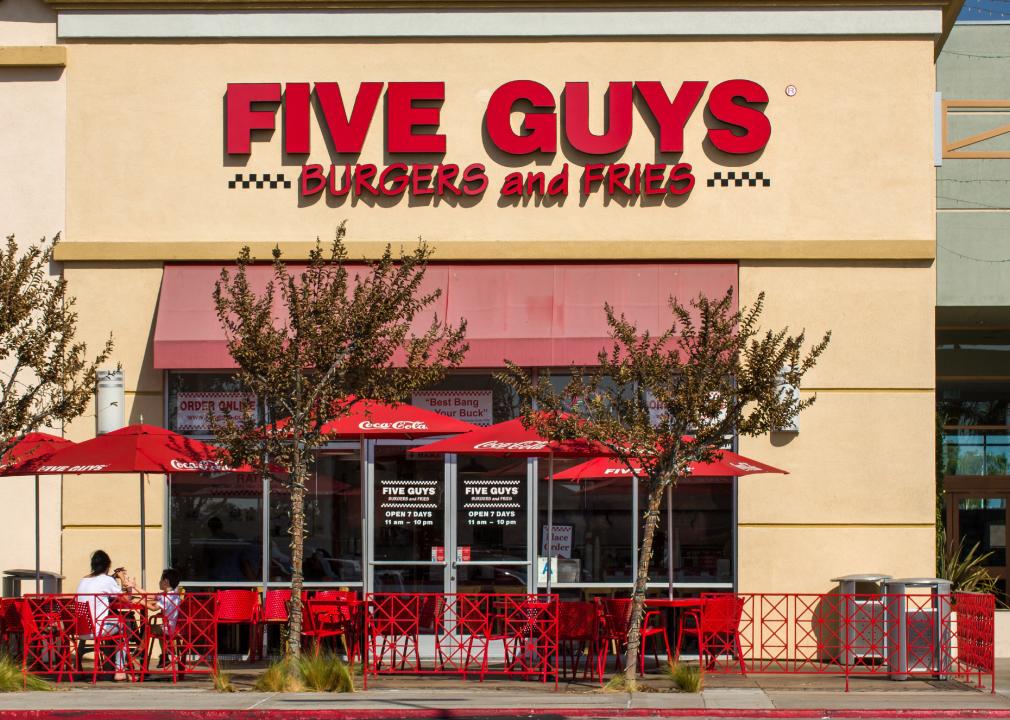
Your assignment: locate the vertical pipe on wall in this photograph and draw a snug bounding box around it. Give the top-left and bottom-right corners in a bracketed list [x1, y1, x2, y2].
[34, 475, 40, 594]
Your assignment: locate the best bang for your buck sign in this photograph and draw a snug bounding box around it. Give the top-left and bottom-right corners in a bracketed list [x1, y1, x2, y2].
[224, 80, 770, 202]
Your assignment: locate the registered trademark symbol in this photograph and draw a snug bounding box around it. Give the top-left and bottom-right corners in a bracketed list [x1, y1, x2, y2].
[785, 85, 797, 97]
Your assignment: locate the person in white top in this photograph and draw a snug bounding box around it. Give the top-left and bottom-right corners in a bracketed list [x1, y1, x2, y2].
[75, 550, 133, 681]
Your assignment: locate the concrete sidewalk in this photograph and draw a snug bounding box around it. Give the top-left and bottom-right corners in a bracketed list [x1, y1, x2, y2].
[0, 662, 1008, 717]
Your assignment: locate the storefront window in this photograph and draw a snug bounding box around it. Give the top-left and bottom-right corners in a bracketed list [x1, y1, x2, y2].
[168, 472, 264, 582]
[270, 451, 363, 583]
[958, 497, 1007, 567]
[645, 478, 734, 585]
[538, 459, 634, 584]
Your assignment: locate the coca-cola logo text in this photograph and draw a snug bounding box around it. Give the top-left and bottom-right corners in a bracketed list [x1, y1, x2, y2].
[169, 458, 235, 472]
[473, 440, 550, 451]
[358, 420, 429, 431]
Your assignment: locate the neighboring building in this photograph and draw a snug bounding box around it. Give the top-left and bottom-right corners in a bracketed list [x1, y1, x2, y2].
[0, 0, 954, 606]
[0, 0, 66, 580]
[936, 18, 1010, 599]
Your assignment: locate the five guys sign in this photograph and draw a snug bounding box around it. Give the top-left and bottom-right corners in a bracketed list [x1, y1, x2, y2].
[225, 80, 771, 201]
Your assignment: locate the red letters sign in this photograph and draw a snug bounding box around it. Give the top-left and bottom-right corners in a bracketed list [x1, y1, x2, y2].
[224, 79, 772, 202]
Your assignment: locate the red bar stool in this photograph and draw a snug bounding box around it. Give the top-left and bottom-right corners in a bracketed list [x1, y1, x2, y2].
[595, 597, 671, 676]
[675, 595, 746, 673]
[215, 590, 262, 661]
[558, 601, 598, 680]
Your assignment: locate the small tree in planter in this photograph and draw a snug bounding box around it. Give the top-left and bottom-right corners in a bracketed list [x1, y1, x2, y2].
[499, 289, 829, 686]
[213, 223, 467, 656]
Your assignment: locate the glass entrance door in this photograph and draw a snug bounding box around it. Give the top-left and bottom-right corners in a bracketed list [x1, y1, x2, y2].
[368, 444, 448, 594]
[449, 455, 533, 594]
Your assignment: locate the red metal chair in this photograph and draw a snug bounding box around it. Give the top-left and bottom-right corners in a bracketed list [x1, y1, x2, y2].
[0, 598, 24, 656]
[71, 599, 139, 683]
[215, 590, 262, 661]
[261, 589, 293, 625]
[558, 600, 598, 680]
[20, 596, 76, 682]
[595, 597, 671, 676]
[160, 592, 219, 682]
[304, 597, 361, 662]
[674, 594, 746, 674]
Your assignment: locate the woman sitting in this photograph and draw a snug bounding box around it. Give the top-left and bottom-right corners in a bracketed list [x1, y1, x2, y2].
[76, 550, 134, 681]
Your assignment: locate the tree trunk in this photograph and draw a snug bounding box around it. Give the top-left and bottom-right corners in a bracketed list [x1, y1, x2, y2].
[624, 482, 666, 687]
[287, 445, 307, 658]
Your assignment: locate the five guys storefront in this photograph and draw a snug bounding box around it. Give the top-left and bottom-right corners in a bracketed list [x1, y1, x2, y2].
[52, 0, 950, 603]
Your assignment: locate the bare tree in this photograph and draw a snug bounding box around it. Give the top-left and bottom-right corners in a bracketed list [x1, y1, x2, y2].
[499, 289, 829, 686]
[212, 223, 467, 656]
[0, 234, 113, 452]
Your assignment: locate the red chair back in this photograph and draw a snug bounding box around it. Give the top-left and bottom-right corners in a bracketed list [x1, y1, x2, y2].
[262, 590, 292, 623]
[558, 601, 597, 642]
[597, 598, 632, 641]
[0, 599, 23, 635]
[215, 589, 260, 623]
[699, 594, 744, 637]
[69, 600, 95, 637]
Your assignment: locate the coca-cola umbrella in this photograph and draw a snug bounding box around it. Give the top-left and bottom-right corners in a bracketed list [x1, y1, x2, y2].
[554, 450, 787, 598]
[19, 424, 255, 586]
[0, 433, 76, 592]
[409, 417, 614, 592]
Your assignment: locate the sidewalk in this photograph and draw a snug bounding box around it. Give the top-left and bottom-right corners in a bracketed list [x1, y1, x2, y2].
[1, 663, 1009, 718]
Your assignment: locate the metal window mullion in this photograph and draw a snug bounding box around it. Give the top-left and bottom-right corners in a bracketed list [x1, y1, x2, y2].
[446, 452, 456, 593]
[529, 455, 538, 593]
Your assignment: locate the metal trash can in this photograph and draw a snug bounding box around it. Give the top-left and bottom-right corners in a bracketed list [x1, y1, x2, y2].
[882, 577, 952, 680]
[2, 569, 64, 596]
[828, 573, 892, 665]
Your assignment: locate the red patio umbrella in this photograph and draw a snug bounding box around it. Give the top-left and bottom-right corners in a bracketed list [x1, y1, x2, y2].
[270, 397, 478, 439]
[553, 449, 786, 598]
[410, 417, 613, 592]
[552, 451, 786, 481]
[0, 433, 76, 592]
[20, 424, 255, 586]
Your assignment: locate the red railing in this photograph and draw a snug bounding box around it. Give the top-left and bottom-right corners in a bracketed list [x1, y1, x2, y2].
[15, 592, 217, 683]
[700, 592, 995, 692]
[363, 593, 559, 687]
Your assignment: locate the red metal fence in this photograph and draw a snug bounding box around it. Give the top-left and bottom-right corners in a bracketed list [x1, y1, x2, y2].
[364, 593, 559, 686]
[701, 591, 995, 692]
[13, 592, 217, 683]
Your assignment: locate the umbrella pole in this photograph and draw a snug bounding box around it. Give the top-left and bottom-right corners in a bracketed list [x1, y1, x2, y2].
[666, 483, 674, 600]
[546, 453, 554, 595]
[140, 472, 146, 588]
[35, 475, 41, 594]
[360, 435, 368, 598]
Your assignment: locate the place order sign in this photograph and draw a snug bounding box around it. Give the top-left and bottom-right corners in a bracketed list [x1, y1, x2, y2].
[463, 478, 522, 528]
[379, 478, 439, 528]
[411, 390, 492, 427]
[225, 79, 771, 203]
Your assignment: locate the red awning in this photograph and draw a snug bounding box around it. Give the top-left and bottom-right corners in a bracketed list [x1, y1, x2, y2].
[153, 262, 737, 369]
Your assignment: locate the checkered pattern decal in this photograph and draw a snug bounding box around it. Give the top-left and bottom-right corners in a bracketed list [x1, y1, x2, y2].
[228, 173, 292, 189]
[707, 171, 771, 188]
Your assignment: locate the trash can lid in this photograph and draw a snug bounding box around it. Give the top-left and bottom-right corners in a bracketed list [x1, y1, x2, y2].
[885, 577, 951, 586]
[2, 569, 64, 579]
[830, 573, 893, 582]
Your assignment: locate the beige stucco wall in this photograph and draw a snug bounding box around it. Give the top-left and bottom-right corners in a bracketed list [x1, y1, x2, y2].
[60, 264, 164, 584]
[55, 34, 937, 593]
[0, 0, 65, 585]
[737, 261, 936, 593]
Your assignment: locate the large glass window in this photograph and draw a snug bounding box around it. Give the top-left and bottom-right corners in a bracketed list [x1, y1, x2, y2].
[168, 472, 264, 582]
[167, 372, 253, 437]
[645, 478, 734, 585]
[538, 459, 634, 584]
[270, 451, 363, 583]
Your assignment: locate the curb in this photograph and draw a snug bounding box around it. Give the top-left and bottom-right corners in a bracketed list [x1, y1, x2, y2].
[2, 710, 1010, 719]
